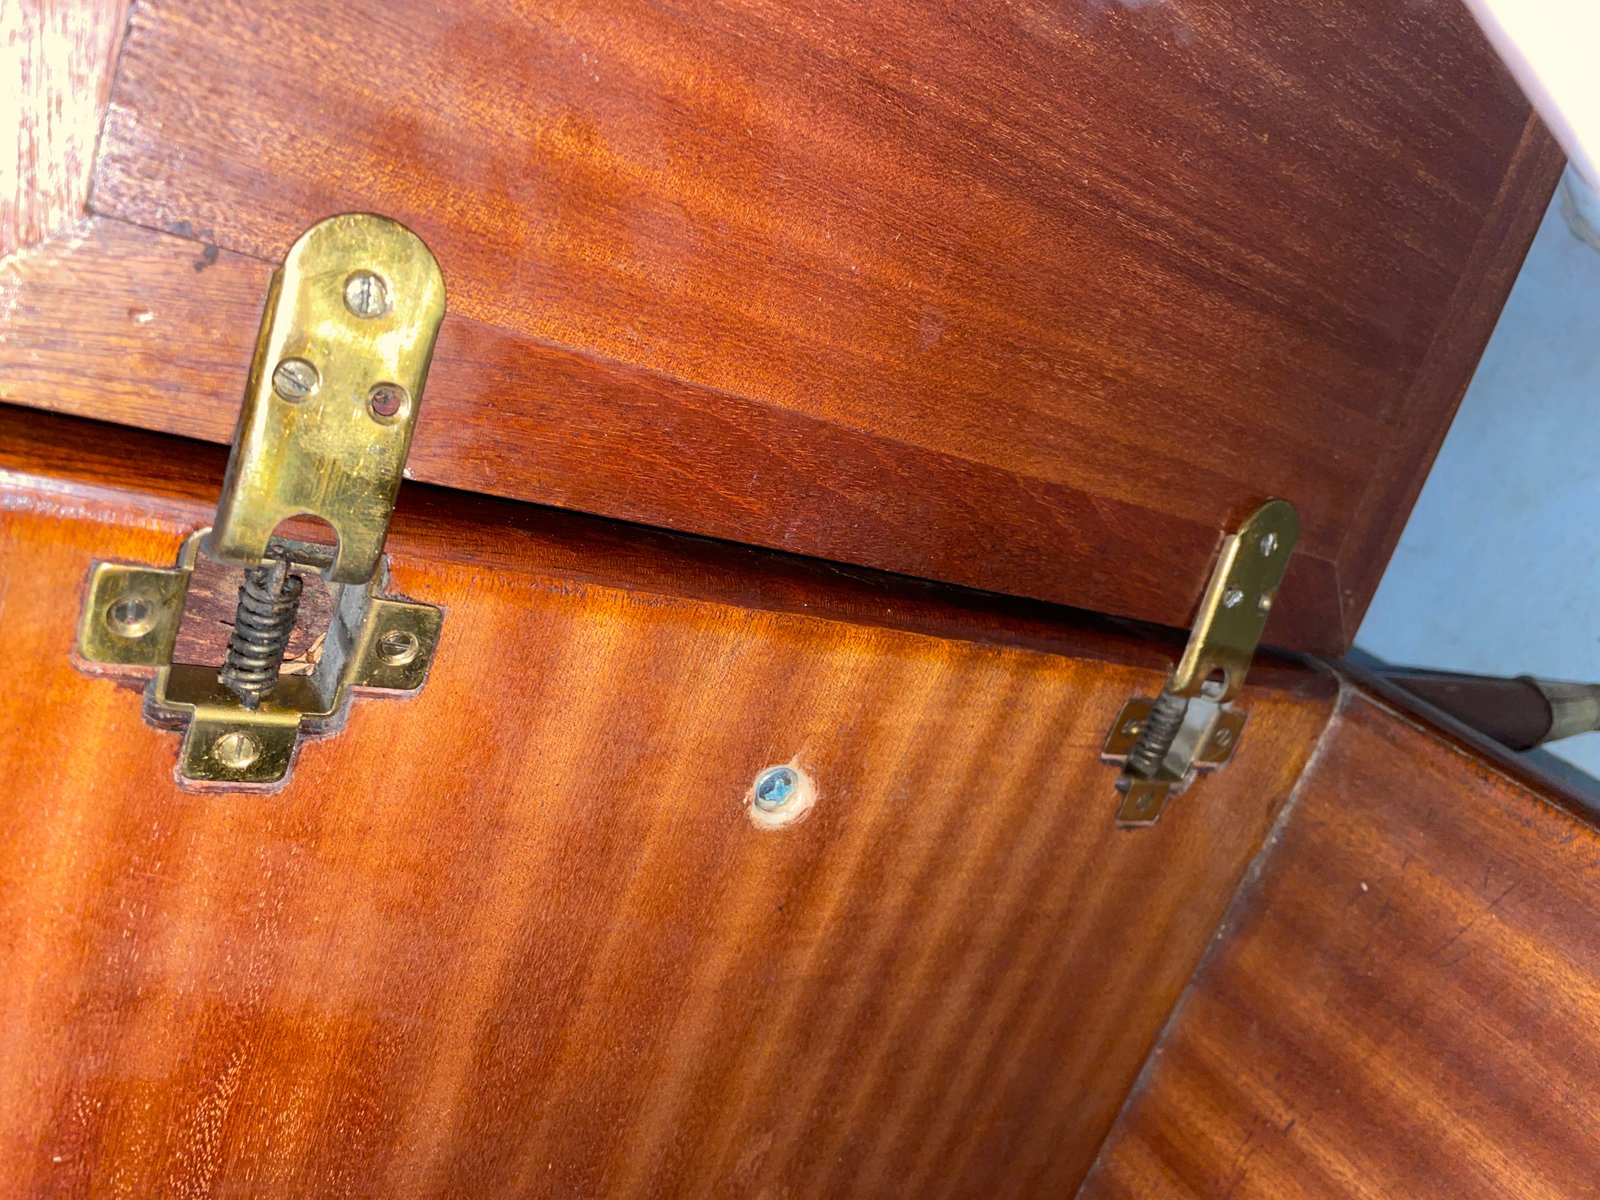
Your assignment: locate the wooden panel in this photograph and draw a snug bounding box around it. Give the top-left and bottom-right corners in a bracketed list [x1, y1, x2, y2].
[1080, 689, 1600, 1199]
[0, 219, 1268, 644]
[1, 0, 128, 255]
[0, 409, 1335, 1198]
[0, 0, 1562, 652]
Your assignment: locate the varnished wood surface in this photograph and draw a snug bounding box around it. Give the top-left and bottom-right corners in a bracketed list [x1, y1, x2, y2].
[1080, 688, 1600, 1199]
[0, 409, 1337, 1197]
[1, 0, 128, 255]
[0, 0, 1563, 653]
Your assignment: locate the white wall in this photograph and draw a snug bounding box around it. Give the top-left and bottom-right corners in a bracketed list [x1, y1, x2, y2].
[1356, 169, 1600, 776]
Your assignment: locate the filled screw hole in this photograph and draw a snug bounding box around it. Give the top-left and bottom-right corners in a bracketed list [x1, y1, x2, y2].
[368, 383, 408, 421]
[747, 762, 817, 829]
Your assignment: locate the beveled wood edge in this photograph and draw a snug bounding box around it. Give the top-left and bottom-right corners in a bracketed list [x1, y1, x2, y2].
[1331, 659, 1600, 824]
[1335, 113, 1566, 639]
[0, 401, 1341, 705]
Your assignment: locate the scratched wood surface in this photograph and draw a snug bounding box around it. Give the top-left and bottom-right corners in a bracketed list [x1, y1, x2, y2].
[0, 408, 1336, 1198]
[1079, 689, 1600, 1199]
[0, 0, 1563, 653]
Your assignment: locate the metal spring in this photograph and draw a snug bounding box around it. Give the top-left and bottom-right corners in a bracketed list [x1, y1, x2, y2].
[219, 557, 303, 709]
[1125, 688, 1188, 778]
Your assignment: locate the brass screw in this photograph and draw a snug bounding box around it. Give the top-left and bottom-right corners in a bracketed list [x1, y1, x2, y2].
[271, 357, 319, 401]
[1121, 719, 1143, 738]
[377, 629, 419, 666]
[105, 595, 154, 638]
[1213, 727, 1235, 749]
[213, 731, 261, 771]
[344, 271, 390, 318]
[1260, 532, 1279, 557]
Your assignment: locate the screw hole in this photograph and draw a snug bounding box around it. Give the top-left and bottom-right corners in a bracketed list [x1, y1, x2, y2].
[753, 765, 798, 811]
[368, 383, 408, 422]
[106, 595, 154, 638]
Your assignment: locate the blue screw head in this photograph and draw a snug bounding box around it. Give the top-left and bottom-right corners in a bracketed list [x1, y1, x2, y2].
[753, 765, 798, 811]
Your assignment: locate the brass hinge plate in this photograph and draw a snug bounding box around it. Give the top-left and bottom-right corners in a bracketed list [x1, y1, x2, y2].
[74, 213, 447, 789]
[1103, 500, 1299, 827]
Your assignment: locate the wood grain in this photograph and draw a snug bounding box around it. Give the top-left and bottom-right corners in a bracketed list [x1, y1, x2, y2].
[1, 0, 128, 255]
[0, 0, 1560, 653]
[1080, 688, 1600, 1199]
[0, 407, 1336, 1198]
[2, 218, 1294, 646]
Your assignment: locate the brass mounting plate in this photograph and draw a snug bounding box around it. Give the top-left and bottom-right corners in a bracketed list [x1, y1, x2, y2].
[77, 531, 442, 787]
[1102, 697, 1247, 827]
[1104, 498, 1299, 827]
[210, 213, 446, 584]
[1172, 498, 1299, 702]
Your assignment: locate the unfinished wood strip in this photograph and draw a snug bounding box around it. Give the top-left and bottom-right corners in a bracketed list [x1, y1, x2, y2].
[1, 0, 128, 256]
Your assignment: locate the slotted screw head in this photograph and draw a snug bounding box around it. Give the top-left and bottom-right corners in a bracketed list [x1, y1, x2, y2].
[377, 629, 419, 666]
[271, 357, 319, 401]
[344, 271, 391, 318]
[212, 731, 261, 771]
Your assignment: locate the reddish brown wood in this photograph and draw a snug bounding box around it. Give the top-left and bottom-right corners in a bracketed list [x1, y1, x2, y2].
[0, 0, 1560, 653]
[0, 216, 1346, 648]
[0, 407, 1337, 1197]
[1080, 688, 1600, 1199]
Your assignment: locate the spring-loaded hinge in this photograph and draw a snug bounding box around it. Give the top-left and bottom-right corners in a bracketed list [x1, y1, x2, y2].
[1101, 499, 1300, 827]
[75, 213, 447, 788]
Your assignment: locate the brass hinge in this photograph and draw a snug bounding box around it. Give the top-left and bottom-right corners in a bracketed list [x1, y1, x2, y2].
[1101, 499, 1299, 827]
[75, 213, 447, 788]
